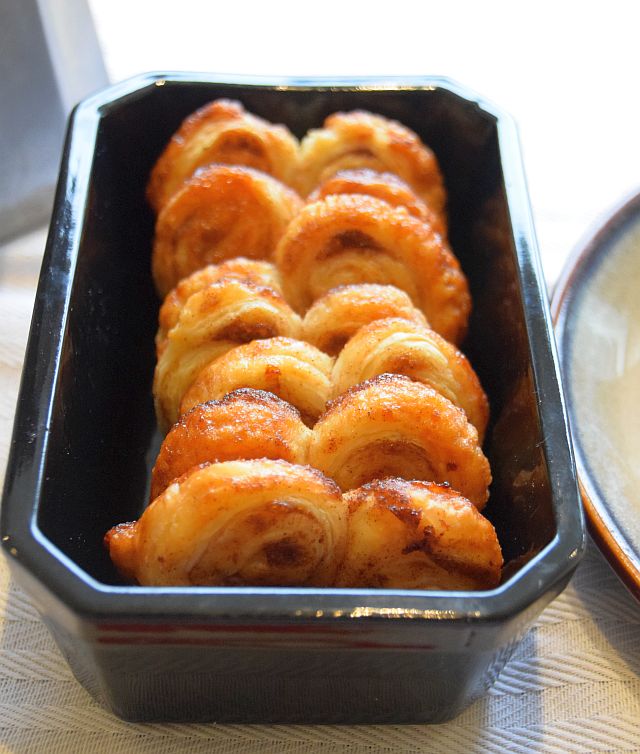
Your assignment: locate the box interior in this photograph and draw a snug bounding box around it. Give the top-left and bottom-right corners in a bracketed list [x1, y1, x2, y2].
[37, 83, 556, 585]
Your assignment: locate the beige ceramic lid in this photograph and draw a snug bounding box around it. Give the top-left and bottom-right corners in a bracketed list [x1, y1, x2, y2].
[552, 189, 640, 601]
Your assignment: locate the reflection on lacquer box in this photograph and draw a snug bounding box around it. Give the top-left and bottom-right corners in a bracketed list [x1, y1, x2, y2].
[1, 74, 584, 723]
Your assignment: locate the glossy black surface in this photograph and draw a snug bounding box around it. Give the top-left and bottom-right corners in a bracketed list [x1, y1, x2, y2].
[1, 74, 585, 722]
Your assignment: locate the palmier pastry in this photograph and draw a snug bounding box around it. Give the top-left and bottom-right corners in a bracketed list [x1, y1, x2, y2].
[297, 110, 446, 220]
[153, 279, 302, 430]
[332, 318, 489, 441]
[156, 258, 282, 352]
[147, 98, 300, 212]
[275, 194, 470, 344]
[302, 283, 428, 356]
[150, 389, 311, 500]
[105, 459, 347, 587]
[181, 337, 333, 427]
[152, 165, 301, 297]
[308, 374, 491, 508]
[335, 479, 502, 590]
[308, 169, 445, 236]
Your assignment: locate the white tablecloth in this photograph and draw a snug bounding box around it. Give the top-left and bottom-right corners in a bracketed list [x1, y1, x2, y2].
[1, 217, 639, 752]
[4, 5, 640, 742]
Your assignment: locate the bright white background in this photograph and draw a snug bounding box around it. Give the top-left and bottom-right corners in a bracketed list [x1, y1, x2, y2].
[89, 0, 640, 285]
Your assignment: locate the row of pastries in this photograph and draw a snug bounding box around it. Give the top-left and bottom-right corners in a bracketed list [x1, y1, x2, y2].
[105, 100, 503, 591]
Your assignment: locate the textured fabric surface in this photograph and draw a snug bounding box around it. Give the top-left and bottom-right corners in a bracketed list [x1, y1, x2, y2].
[1, 230, 639, 753]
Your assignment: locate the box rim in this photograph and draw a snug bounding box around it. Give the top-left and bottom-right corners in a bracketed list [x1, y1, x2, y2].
[1, 73, 585, 626]
[552, 186, 640, 602]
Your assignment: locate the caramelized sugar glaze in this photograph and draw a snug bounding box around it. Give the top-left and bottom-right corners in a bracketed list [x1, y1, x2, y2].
[105, 100, 502, 590]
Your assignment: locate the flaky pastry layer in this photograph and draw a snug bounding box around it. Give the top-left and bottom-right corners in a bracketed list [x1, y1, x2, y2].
[150, 389, 312, 500]
[147, 99, 300, 212]
[181, 337, 333, 427]
[308, 373, 491, 508]
[297, 110, 446, 223]
[275, 194, 470, 344]
[152, 165, 301, 297]
[157, 258, 282, 352]
[308, 168, 445, 236]
[332, 317, 489, 441]
[105, 459, 346, 587]
[302, 283, 428, 356]
[336, 478, 502, 590]
[153, 279, 302, 430]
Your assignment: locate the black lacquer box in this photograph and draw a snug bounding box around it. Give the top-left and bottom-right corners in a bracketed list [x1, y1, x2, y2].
[1, 74, 585, 723]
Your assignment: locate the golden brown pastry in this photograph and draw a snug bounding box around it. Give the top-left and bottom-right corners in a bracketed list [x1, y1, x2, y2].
[152, 165, 301, 297]
[153, 279, 302, 430]
[307, 168, 446, 236]
[302, 283, 428, 356]
[275, 194, 470, 344]
[150, 389, 311, 500]
[335, 479, 503, 590]
[308, 373, 491, 508]
[156, 258, 282, 353]
[105, 459, 347, 587]
[332, 318, 489, 441]
[147, 99, 300, 212]
[297, 110, 446, 221]
[180, 337, 333, 427]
